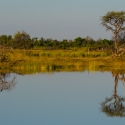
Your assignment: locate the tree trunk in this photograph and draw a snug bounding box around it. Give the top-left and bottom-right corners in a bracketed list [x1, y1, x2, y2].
[114, 31, 118, 54]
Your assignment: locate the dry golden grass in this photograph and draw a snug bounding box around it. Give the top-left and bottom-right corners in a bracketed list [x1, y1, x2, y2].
[0, 49, 125, 74]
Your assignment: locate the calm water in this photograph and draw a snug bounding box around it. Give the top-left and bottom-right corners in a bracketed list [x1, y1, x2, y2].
[0, 71, 125, 125]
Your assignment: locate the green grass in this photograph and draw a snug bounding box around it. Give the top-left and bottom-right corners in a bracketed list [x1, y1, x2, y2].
[1, 49, 125, 74]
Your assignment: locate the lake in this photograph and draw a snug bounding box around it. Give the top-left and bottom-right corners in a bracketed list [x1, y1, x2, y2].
[0, 70, 125, 125]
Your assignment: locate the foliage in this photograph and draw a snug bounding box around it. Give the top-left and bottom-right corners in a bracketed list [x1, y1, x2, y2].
[101, 11, 125, 54]
[0, 30, 115, 51]
[13, 31, 33, 49]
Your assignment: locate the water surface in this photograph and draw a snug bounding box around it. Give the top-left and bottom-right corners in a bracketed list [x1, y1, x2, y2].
[0, 71, 125, 125]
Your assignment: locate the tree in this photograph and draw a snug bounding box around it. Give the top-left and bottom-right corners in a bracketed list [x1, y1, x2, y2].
[13, 31, 33, 49]
[0, 35, 13, 62]
[74, 37, 84, 47]
[14, 30, 30, 42]
[101, 11, 125, 54]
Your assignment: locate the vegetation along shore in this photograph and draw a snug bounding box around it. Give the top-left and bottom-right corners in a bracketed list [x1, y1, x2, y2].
[1, 11, 125, 72]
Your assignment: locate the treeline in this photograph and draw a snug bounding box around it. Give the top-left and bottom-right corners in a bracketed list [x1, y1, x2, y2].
[0, 31, 118, 50]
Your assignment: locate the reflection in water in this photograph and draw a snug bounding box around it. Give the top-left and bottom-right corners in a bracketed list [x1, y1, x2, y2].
[0, 73, 16, 92]
[101, 72, 125, 117]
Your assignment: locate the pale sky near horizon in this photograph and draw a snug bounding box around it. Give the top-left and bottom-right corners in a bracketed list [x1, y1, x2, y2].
[0, 0, 125, 40]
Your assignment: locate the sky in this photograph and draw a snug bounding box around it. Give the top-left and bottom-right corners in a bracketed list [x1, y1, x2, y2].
[0, 0, 125, 40]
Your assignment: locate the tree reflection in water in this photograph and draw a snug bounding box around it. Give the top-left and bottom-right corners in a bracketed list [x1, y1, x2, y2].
[101, 71, 125, 117]
[0, 73, 16, 92]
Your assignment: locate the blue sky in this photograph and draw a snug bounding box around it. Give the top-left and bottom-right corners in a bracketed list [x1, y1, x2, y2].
[0, 0, 125, 40]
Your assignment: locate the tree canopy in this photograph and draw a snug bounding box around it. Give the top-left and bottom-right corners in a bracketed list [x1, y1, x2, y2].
[14, 31, 30, 42]
[101, 11, 125, 54]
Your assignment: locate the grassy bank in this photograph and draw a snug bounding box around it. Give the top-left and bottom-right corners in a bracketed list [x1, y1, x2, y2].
[0, 49, 125, 74]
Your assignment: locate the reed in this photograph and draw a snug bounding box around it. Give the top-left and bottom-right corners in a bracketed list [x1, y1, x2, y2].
[7, 49, 110, 59]
[1, 49, 125, 74]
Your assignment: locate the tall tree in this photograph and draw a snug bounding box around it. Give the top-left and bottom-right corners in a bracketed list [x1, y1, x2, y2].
[14, 30, 30, 42]
[13, 31, 32, 49]
[101, 11, 125, 54]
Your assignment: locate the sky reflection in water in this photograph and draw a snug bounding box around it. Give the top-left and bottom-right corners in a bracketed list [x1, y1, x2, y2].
[0, 71, 125, 125]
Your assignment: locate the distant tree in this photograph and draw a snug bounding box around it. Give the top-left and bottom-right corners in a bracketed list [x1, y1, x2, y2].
[39, 37, 45, 46]
[0, 35, 12, 45]
[14, 31, 30, 42]
[32, 37, 38, 42]
[68, 40, 74, 47]
[13, 31, 33, 49]
[59, 39, 69, 49]
[8, 35, 12, 41]
[52, 39, 59, 48]
[0, 35, 13, 62]
[85, 36, 95, 46]
[74, 37, 84, 47]
[45, 38, 53, 47]
[101, 11, 125, 54]
[85, 36, 93, 41]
